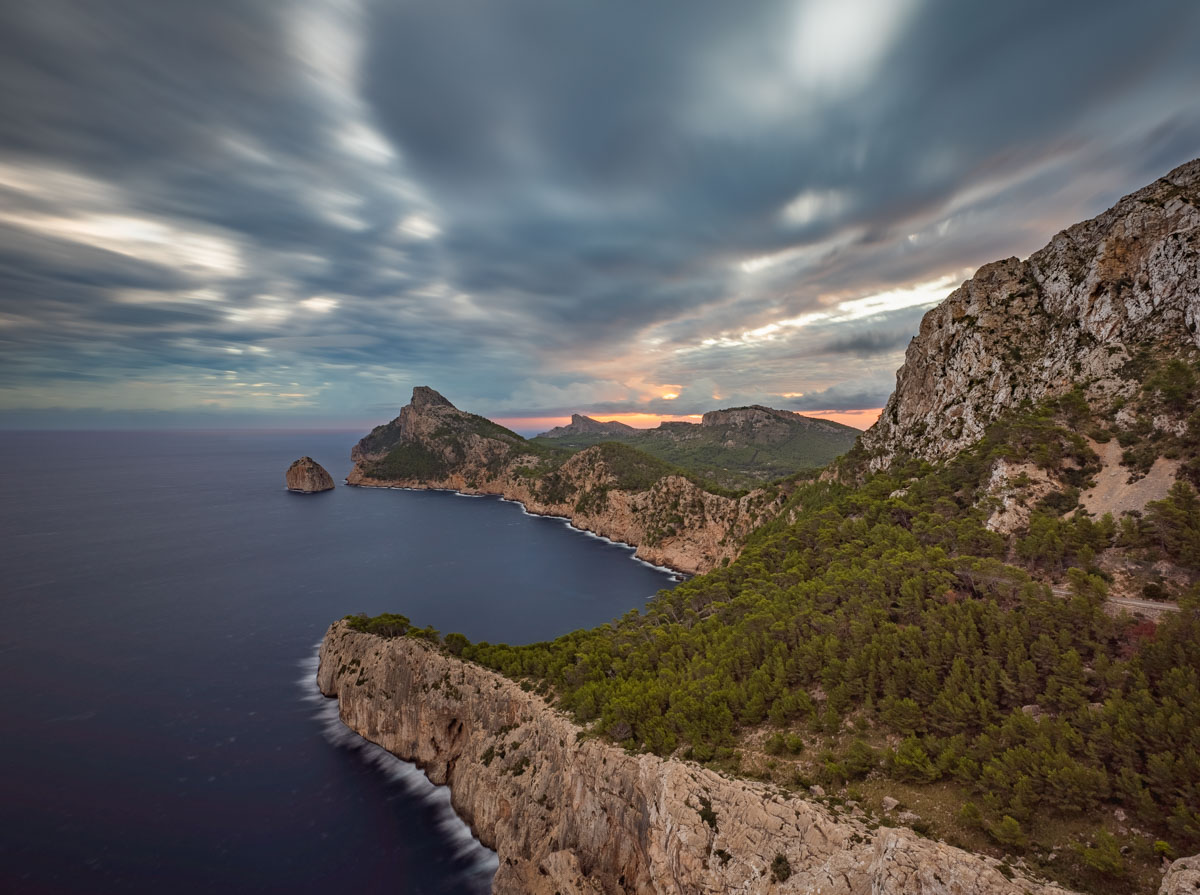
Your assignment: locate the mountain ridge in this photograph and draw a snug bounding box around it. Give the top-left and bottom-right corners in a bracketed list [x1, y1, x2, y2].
[531, 403, 859, 489]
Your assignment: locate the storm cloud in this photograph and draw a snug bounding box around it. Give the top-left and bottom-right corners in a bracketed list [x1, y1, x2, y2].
[1, 0, 1198, 428]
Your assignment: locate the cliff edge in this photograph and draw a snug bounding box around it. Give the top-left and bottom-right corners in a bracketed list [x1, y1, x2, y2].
[318, 622, 1075, 895]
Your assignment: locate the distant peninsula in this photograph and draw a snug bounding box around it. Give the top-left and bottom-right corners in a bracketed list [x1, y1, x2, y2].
[343, 387, 854, 573]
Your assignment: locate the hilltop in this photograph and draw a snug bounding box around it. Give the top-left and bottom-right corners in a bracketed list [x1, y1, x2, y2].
[537, 413, 638, 439]
[532, 404, 859, 489]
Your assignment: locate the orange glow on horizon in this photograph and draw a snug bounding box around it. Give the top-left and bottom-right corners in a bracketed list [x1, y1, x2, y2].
[494, 407, 884, 434]
[801, 407, 883, 429]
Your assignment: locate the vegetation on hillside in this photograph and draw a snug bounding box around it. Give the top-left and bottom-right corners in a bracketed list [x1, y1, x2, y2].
[353, 394, 1200, 894]
[530, 413, 859, 489]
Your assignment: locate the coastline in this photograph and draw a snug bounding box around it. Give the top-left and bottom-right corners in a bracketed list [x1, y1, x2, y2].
[345, 478, 691, 579]
[318, 621, 1074, 895]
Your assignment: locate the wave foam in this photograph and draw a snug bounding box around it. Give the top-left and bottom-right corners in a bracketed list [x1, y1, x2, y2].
[297, 649, 499, 886]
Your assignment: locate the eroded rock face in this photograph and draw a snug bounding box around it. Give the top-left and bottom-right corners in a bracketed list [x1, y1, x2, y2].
[285, 456, 334, 492]
[861, 158, 1200, 470]
[318, 623, 1074, 895]
[347, 388, 781, 573]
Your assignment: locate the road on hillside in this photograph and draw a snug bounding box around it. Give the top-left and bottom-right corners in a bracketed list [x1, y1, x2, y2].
[1049, 585, 1178, 613]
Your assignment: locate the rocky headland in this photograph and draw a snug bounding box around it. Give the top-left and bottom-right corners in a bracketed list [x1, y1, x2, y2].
[319, 621, 1079, 895]
[285, 456, 335, 492]
[346, 387, 785, 574]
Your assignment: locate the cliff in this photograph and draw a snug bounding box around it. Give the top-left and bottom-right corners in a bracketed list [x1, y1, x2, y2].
[347, 388, 784, 573]
[285, 456, 335, 492]
[318, 622, 1075, 895]
[861, 157, 1200, 470]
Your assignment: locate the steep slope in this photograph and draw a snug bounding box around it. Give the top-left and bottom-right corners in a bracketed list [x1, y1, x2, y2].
[347, 388, 785, 573]
[861, 157, 1200, 471]
[320, 621, 1074, 895]
[532, 405, 859, 489]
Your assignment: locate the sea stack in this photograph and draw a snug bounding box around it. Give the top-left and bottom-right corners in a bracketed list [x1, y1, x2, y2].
[285, 456, 335, 493]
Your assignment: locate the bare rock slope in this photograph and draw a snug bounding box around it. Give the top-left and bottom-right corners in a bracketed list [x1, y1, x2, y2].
[319, 622, 1075, 895]
[861, 158, 1200, 469]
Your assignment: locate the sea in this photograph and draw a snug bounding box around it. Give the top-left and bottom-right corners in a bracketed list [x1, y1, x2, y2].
[0, 430, 677, 894]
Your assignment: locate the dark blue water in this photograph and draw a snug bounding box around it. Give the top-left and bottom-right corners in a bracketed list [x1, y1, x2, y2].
[0, 431, 676, 894]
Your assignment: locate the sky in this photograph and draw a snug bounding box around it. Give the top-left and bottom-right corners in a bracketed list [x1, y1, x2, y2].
[1, 1, 1198, 434]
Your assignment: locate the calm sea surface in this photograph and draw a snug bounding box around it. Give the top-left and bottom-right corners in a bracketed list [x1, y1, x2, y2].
[0, 430, 676, 893]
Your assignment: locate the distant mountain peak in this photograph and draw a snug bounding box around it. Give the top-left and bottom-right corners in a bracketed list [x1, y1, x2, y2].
[537, 414, 638, 439]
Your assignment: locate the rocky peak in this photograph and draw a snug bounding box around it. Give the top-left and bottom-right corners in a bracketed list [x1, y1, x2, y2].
[285, 456, 335, 492]
[861, 157, 1200, 470]
[410, 385, 455, 409]
[536, 413, 638, 439]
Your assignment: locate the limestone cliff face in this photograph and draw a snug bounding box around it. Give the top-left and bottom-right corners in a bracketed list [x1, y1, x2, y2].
[285, 456, 334, 492]
[318, 622, 1074, 895]
[861, 158, 1200, 469]
[348, 388, 781, 573]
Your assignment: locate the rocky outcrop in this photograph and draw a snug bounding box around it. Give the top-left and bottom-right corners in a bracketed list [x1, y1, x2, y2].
[861, 158, 1200, 470]
[319, 622, 1074, 895]
[537, 414, 639, 439]
[285, 456, 334, 492]
[1160, 854, 1200, 894]
[348, 388, 783, 573]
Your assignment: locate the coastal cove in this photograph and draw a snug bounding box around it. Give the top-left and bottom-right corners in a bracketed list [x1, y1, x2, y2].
[0, 430, 677, 893]
[347, 482, 689, 579]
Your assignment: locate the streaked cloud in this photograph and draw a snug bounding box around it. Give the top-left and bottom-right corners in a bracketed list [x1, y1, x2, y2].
[1, 0, 1198, 428]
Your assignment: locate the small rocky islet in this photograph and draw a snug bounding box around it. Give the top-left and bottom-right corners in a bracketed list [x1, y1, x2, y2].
[285, 456, 335, 493]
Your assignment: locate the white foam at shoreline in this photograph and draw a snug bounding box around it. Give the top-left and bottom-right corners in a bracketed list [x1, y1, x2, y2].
[352, 483, 685, 580]
[297, 649, 499, 886]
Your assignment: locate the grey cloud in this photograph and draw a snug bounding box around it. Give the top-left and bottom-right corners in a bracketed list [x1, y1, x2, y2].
[1, 0, 1199, 424]
[787, 382, 897, 412]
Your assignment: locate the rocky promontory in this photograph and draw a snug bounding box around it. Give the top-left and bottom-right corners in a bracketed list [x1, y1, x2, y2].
[285, 456, 335, 492]
[318, 622, 1076, 895]
[346, 388, 784, 573]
